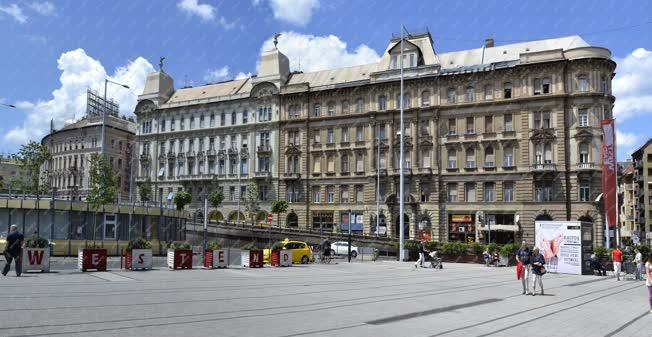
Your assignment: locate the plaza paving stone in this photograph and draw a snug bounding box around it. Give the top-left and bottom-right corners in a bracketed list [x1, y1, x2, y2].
[0, 260, 648, 337]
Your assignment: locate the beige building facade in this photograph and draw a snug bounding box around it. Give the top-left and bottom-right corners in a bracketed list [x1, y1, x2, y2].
[134, 48, 288, 224]
[41, 115, 137, 200]
[278, 33, 615, 246]
[632, 139, 652, 243]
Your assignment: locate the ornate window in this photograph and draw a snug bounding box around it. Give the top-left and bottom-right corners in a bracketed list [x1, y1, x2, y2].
[378, 95, 387, 111]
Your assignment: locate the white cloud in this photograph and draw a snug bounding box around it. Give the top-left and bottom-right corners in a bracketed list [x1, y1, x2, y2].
[616, 129, 643, 159]
[177, 0, 214, 21]
[260, 31, 380, 72]
[3, 49, 154, 146]
[28, 1, 55, 16]
[269, 0, 319, 26]
[176, 0, 234, 28]
[0, 4, 27, 23]
[613, 48, 652, 121]
[203, 66, 230, 83]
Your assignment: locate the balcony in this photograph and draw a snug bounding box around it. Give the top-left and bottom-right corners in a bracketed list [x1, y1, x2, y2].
[257, 145, 272, 154]
[354, 169, 365, 176]
[283, 172, 301, 180]
[577, 162, 595, 170]
[503, 164, 516, 170]
[418, 167, 432, 175]
[392, 167, 412, 175]
[531, 163, 557, 171]
[185, 151, 195, 158]
[446, 165, 458, 172]
[464, 163, 477, 171]
[254, 171, 271, 178]
[206, 149, 216, 157]
[446, 131, 458, 138]
[483, 162, 496, 170]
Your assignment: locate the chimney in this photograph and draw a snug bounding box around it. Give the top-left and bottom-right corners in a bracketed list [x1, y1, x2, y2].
[484, 38, 494, 48]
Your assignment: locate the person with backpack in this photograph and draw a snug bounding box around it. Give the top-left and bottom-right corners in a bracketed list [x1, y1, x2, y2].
[2, 225, 24, 277]
[531, 247, 546, 296]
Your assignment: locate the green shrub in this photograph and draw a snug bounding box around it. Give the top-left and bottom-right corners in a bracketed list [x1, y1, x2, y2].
[24, 235, 49, 248]
[500, 243, 519, 257]
[395, 240, 419, 252]
[486, 242, 500, 254]
[205, 241, 221, 250]
[127, 238, 152, 250]
[593, 246, 608, 260]
[271, 241, 285, 251]
[168, 242, 191, 250]
[470, 242, 485, 256]
[424, 241, 439, 252]
[441, 242, 467, 256]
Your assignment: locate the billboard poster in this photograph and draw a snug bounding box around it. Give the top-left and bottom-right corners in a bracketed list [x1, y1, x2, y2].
[340, 212, 363, 232]
[601, 119, 617, 228]
[535, 221, 582, 275]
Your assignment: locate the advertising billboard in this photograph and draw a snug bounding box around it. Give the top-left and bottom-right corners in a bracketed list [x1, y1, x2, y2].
[340, 212, 363, 232]
[534, 221, 583, 275]
[601, 119, 617, 229]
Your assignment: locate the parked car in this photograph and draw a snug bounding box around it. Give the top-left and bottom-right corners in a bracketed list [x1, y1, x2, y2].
[331, 241, 358, 258]
[263, 239, 313, 264]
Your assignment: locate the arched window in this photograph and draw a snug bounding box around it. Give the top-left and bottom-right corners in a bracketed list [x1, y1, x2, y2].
[421, 90, 430, 106]
[190, 115, 195, 129]
[341, 100, 350, 114]
[199, 114, 205, 128]
[484, 146, 495, 168]
[447, 87, 457, 103]
[447, 149, 457, 169]
[171, 117, 176, 131]
[378, 95, 387, 111]
[286, 213, 298, 227]
[466, 148, 475, 168]
[313, 103, 321, 117]
[327, 101, 335, 116]
[355, 98, 364, 113]
[209, 114, 215, 127]
[466, 85, 474, 102]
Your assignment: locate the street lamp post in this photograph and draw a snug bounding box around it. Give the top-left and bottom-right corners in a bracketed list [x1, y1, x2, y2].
[348, 209, 352, 263]
[398, 24, 408, 262]
[100, 79, 130, 155]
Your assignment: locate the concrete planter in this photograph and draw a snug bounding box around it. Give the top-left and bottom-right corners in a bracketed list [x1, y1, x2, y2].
[125, 249, 153, 270]
[241, 250, 263, 268]
[204, 249, 229, 269]
[22, 248, 50, 272]
[78, 248, 107, 272]
[167, 249, 193, 270]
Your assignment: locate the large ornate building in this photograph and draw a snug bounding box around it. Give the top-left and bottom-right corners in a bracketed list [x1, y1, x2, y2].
[134, 48, 287, 224]
[41, 114, 137, 200]
[135, 33, 615, 246]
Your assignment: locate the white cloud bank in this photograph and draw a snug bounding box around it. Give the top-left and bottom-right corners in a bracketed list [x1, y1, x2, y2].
[613, 48, 652, 121]
[260, 31, 380, 72]
[176, 0, 234, 28]
[269, 0, 319, 26]
[4, 49, 153, 146]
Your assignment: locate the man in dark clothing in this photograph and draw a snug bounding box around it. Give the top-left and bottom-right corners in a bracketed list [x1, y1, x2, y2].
[415, 240, 427, 268]
[322, 239, 331, 257]
[3, 225, 24, 277]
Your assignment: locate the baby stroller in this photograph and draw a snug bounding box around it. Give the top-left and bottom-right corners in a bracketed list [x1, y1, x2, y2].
[429, 251, 443, 269]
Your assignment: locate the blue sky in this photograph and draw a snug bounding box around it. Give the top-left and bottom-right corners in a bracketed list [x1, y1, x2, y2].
[1, 0, 651, 159]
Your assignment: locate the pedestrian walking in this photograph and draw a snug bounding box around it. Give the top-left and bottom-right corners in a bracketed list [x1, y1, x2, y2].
[612, 247, 623, 281]
[2, 225, 24, 277]
[645, 255, 652, 313]
[415, 240, 427, 268]
[635, 249, 643, 281]
[531, 247, 546, 296]
[516, 241, 531, 295]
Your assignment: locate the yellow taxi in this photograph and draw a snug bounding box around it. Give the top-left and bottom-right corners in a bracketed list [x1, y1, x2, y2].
[263, 239, 313, 264]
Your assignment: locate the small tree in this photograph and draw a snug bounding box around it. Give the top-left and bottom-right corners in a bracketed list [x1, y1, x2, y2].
[138, 179, 152, 205]
[244, 182, 259, 226]
[208, 190, 224, 208]
[12, 141, 51, 196]
[173, 191, 192, 211]
[271, 200, 288, 228]
[86, 155, 119, 245]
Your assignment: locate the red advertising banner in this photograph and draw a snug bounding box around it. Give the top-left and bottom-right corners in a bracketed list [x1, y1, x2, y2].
[601, 119, 617, 228]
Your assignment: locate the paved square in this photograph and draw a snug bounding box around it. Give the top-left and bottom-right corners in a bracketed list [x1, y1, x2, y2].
[0, 261, 648, 337]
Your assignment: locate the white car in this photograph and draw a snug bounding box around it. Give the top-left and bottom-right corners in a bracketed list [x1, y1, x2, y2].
[331, 241, 358, 258]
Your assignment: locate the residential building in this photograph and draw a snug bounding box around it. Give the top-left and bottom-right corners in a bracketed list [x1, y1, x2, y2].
[618, 162, 635, 241]
[278, 33, 614, 246]
[133, 47, 287, 223]
[632, 139, 652, 243]
[41, 114, 137, 200]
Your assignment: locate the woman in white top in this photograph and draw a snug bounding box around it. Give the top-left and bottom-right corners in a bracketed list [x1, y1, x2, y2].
[645, 256, 652, 312]
[635, 249, 643, 281]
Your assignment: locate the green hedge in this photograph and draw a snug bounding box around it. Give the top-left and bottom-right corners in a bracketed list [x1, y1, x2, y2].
[469, 242, 485, 256]
[206, 241, 221, 250]
[168, 242, 191, 249]
[499, 243, 519, 257]
[441, 242, 467, 256]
